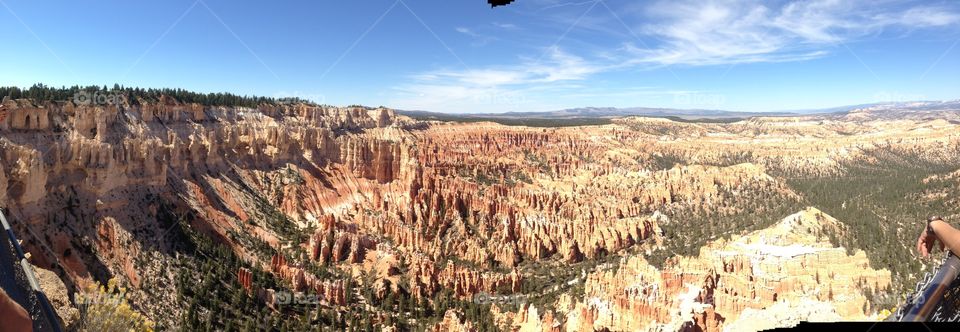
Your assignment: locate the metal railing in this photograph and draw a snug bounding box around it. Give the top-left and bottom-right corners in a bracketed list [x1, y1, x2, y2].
[894, 251, 960, 322]
[0, 210, 64, 332]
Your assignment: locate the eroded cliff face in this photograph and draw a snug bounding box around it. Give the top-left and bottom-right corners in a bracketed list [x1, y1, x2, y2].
[0, 97, 419, 321]
[0, 96, 955, 329]
[505, 208, 892, 332]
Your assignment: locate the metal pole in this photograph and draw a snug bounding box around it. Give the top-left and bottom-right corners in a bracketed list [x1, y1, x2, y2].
[902, 254, 960, 321]
[0, 210, 64, 332]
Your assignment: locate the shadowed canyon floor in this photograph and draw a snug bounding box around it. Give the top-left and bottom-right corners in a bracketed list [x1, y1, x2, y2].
[1, 96, 959, 330]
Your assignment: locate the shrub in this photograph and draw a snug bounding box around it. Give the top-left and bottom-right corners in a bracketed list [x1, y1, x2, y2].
[76, 278, 155, 332]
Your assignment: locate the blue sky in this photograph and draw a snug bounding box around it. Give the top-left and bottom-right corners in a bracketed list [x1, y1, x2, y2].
[0, 0, 958, 113]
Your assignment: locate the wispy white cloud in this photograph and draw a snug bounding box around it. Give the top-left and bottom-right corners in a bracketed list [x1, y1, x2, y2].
[455, 26, 496, 46]
[415, 47, 602, 87]
[390, 48, 606, 112]
[895, 6, 960, 27]
[627, 0, 960, 65]
[454, 27, 478, 37]
[395, 0, 960, 112]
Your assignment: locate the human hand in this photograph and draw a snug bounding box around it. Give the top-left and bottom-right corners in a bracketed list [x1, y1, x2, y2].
[917, 227, 944, 258]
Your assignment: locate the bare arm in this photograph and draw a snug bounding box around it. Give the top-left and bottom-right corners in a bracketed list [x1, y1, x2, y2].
[931, 219, 960, 257]
[0, 288, 33, 332]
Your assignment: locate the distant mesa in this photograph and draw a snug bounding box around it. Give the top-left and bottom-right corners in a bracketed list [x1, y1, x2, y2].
[398, 100, 960, 126]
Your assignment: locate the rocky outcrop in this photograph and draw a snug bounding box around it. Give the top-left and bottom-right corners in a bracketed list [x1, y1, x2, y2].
[0, 95, 953, 329]
[0, 142, 47, 205]
[405, 255, 523, 300]
[721, 299, 845, 332]
[237, 268, 253, 292]
[614, 115, 960, 177]
[270, 254, 347, 305]
[511, 208, 892, 331]
[432, 310, 476, 332]
[512, 305, 565, 332]
[305, 218, 377, 265]
[0, 97, 411, 321]
[1, 99, 50, 130]
[31, 264, 79, 329]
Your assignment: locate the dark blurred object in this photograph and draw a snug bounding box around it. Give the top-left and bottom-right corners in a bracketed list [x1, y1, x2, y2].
[0, 211, 62, 331]
[1, 287, 33, 332]
[893, 251, 960, 322]
[489, 0, 516, 7]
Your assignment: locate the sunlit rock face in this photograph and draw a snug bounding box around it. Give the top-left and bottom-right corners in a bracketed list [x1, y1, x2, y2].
[0, 96, 952, 328]
[0, 97, 419, 321]
[507, 208, 892, 331]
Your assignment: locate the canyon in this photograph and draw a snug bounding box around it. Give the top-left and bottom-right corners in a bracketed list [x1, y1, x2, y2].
[1, 94, 959, 330]
[505, 207, 892, 331]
